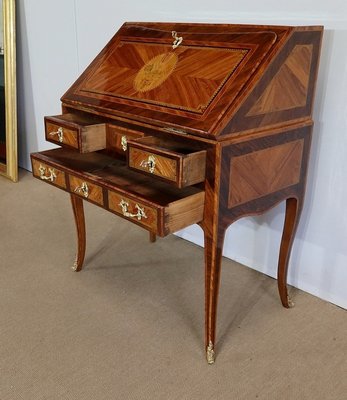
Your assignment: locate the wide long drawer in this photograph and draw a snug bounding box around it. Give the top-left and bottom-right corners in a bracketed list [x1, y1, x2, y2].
[31, 149, 205, 236]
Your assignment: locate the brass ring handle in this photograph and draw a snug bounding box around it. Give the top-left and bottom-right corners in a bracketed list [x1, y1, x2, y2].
[121, 135, 127, 151]
[119, 199, 147, 221]
[74, 182, 89, 198]
[38, 164, 57, 182]
[140, 155, 156, 174]
[49, 127, 64, 143]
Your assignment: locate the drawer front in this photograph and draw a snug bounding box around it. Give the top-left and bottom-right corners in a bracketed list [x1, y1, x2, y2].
[69, 175, 104, 205]
[107, 125, 144, 154]
[128, 147, 177, 182]
[32, 159, 66, 189]
[45, 120, 79, 149]
[108, 190, 158, 231]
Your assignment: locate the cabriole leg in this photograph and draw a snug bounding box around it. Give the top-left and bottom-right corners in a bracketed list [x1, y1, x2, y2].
[70, 194, 86, 272]
[277, 196, 302, 308]
[204, 225, 226, 364]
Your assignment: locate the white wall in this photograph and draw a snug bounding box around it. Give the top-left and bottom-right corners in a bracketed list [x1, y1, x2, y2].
[17, 0, 79, 163]
[17, 0, 347, 309]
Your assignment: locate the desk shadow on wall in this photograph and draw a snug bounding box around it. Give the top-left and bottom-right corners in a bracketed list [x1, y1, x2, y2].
[16, 1, 39, 171]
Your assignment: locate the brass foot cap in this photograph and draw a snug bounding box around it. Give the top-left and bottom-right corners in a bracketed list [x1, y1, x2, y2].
[287, 296, 295, 308]
[72, 260, 78, 271]
[206, 341, 215, 364]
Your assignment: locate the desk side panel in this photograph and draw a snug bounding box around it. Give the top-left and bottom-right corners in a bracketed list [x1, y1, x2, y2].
[219, 28, 323, 138]
[219, 124, 312, 225]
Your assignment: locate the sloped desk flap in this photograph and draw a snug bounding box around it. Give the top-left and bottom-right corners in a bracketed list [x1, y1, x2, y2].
[81, 41, 248, 114]
[62, 23, 292, 137]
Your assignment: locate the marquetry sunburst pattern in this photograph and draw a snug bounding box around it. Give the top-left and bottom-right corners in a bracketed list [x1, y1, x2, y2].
[79, 41, 248, 113]
[247, 45, 313, 116]
[228, 139, 304, 207]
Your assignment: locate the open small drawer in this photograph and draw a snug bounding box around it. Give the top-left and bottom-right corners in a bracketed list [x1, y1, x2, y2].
[127, 136, 207, 188]
[45, 113, 106, 153]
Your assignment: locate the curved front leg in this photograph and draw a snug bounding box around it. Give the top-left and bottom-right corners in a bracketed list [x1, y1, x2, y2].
[70, 194, 86, 272]
[204, 224, 226, 364]
[277, 196, 302, 308]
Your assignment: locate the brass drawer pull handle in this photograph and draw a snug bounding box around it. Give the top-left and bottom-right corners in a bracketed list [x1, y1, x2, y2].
[38, 164, 57, 182]
[119, 199, 148, 221]
[49, 127, 64, 143]
[121, 135, 127, 151]
[140, 155, 156, 173]
[74, 182, 89, 198]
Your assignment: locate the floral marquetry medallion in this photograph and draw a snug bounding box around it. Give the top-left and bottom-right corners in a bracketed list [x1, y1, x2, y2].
[133, 52, 178, 93]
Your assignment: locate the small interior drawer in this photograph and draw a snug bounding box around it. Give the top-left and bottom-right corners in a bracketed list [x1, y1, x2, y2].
[31, 158, 66, 189]
[106, 124, 144, 154]
[127, 136, 206, 188]
[45, 113, 106, 153]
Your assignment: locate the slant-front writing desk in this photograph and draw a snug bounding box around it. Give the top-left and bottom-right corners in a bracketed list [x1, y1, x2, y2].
[31, 22, 323, 363]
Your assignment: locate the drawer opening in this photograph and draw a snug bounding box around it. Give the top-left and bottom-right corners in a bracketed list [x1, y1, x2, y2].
[129, 136, 200, 155]
[45, 113, 104, 127]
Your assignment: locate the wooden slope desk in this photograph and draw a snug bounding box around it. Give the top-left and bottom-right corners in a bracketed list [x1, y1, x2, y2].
[31, 23, 323, 363]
